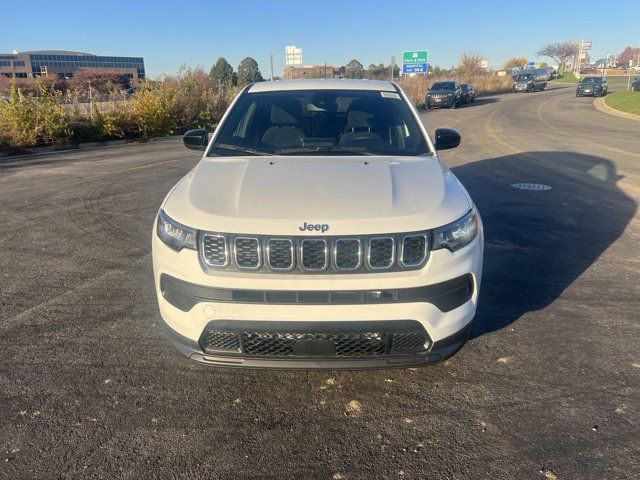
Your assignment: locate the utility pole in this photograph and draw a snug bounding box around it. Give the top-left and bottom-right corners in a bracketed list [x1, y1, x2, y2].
[390, 55, 395, 81]
[270, 54, 274, 81]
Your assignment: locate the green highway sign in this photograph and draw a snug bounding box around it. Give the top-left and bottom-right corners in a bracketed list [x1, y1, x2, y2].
[402, 50, 428, 64]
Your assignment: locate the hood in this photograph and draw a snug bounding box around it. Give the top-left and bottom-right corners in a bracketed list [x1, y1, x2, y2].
[163, 156, 471, 236]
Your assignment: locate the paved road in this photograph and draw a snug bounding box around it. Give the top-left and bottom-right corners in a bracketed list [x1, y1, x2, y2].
[1, 85, 639, 479]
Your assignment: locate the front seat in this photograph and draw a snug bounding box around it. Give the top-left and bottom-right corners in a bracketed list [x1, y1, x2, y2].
[261, 105, 304, 149]
[339, 108, 383, 146]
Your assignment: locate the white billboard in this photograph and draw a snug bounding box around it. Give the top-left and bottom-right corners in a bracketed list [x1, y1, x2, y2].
[285, 46, 303, 66]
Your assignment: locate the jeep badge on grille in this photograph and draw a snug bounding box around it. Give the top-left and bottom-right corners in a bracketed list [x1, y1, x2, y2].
[298, 222, 329, 233]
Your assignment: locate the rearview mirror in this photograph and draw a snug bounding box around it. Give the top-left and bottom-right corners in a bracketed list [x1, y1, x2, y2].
[434, 128, 461, 151]
[183, 129, 209, 151]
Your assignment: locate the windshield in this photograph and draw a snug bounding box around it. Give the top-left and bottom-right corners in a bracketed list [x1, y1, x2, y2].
[431, 82, 456, 90]
[209, 89, 430, 157]
[516, 74, 533, 81]
[460, 84, 469, 91]
[581, 77, 602, 83]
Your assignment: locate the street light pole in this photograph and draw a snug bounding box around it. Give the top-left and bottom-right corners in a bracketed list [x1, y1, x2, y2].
[270, 54, 274, 82]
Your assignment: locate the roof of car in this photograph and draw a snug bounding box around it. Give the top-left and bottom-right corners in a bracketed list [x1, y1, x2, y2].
[247, 79, 397, 93]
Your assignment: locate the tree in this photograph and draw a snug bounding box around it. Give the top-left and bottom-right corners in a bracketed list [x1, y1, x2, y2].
[209, 57, 234, 87]
[344, 59, 364, 79]
[366, 63, 387, 79]
[503, 57, 528, 70]
[459, 51, 485, 75]
[537, 42, 578, 72]
[388, 62, 400, 78]
[618, 46, 640, 67]
[236, 57, 263, 86]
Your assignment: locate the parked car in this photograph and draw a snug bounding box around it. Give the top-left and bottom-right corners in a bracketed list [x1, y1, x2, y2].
[460, 83, 475, 103]
[576, 76, 608, 97]
[631, 77, 640, 92]
[153, 79, 484, 369]
[514, 70, 548, 92]
[425, 80, 462, 109]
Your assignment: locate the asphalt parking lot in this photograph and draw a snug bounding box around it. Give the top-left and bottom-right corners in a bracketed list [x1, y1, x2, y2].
[1, 84, 639, 479]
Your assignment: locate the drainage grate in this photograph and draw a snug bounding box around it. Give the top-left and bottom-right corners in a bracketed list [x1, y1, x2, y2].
[510, 183, 552, 191]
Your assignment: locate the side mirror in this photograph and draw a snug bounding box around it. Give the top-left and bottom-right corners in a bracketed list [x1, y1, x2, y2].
[434, 128, 461, 151]
[183, 129, 208, 151]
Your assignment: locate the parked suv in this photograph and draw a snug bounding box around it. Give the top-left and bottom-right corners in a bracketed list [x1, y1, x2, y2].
[425, 81, 462, 109]
[153, 79, 484, 369]
[576, 76, 608, 97]
[460, 83, 475, 103]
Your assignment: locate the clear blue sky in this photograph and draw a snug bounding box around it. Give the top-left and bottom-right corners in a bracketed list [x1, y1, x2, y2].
[3, 0, 638, 78]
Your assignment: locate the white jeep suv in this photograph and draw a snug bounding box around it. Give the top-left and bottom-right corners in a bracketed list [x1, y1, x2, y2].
[152, 79, 483, 369]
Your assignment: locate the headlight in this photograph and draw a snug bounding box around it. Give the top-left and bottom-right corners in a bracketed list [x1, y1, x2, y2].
[157, 210, 197, 251]
[432, 209, 478, 252]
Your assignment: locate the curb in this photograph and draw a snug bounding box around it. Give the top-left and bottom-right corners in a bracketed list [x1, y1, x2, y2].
[0, 135, 183, 161]
[593, 97, 640, 122]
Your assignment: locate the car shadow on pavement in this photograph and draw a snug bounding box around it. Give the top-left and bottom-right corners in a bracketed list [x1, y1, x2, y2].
[451, 151, 637, 339]
[460, 97, 500, 107]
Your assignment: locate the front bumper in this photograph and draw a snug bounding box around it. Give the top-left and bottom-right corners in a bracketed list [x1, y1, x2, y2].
[426, 96, 456, 107]
[152, 219, 483, 369]
[160, 315, 474, 369]
[576, 89, 601, 96]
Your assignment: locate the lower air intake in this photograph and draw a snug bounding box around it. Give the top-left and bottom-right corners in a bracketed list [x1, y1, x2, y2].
[199, 320, 431, 358]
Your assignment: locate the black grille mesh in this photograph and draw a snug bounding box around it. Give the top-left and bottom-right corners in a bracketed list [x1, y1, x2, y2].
[243, 332, 387, 357]
[199, 322, 430, 358]
[202, 235, 227, 266]
[390, 332, 428, 353]
[301, 239, 327, 270]
[234, 238, 260, 268]
[369, 238, 394, 269]
[335, 239, 360, 269]
[402, 235, 427, 266]
[203, 331, 240, 351]
[267, 239, 293, 269]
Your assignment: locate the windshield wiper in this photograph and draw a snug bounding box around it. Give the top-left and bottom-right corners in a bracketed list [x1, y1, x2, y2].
[275, 146, 376, 156]
[211, 143, 274, 156]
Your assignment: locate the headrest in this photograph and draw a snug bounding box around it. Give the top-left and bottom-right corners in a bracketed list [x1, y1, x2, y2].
[346, 110, 373, 129]
[270, 105, 297, 125]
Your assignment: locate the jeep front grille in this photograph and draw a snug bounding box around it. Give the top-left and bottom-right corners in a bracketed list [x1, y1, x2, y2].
[199, 232, 431, 274]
